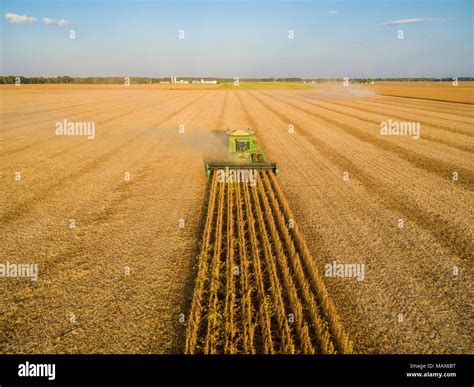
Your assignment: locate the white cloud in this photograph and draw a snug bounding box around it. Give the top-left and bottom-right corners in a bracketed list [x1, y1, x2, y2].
[328, 11, 339, 15]
[42, 17, 71, 26]
[379, 18, 447, 26]
[5, 12, 37, 24]
[5, 13, 71, 26]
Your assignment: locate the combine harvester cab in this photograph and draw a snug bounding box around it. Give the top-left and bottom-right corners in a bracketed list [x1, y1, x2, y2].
[205, 128, 278, 177]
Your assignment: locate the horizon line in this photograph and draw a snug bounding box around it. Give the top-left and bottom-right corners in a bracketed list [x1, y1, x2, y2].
[1, 75, 472, 80]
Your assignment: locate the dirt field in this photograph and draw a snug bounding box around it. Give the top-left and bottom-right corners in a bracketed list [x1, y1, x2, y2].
[1, 83, 472, 354]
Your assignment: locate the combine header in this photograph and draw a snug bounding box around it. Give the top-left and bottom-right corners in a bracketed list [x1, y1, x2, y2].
[205, 129, 278, 177]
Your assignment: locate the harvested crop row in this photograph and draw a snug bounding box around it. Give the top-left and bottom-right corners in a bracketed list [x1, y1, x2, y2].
[277, 92, 474, 148]
[184, 170, 353, 354]
[255, 91, 474, 191]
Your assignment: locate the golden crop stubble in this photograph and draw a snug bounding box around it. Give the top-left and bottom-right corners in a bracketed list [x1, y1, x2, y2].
[258, 91, 474, 192]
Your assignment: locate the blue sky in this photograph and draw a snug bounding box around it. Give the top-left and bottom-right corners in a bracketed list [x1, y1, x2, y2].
[1, 0, 472, 77]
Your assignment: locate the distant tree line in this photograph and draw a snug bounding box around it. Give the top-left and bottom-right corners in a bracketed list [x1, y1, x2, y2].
[0, 76, 167, 84]
[0, 76, 472, 84]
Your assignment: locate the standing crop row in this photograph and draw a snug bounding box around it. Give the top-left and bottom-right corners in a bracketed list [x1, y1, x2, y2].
[185, 170, 353, 354]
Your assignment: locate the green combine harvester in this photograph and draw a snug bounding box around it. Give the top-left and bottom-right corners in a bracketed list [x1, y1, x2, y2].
[205, 128, 278, 178]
